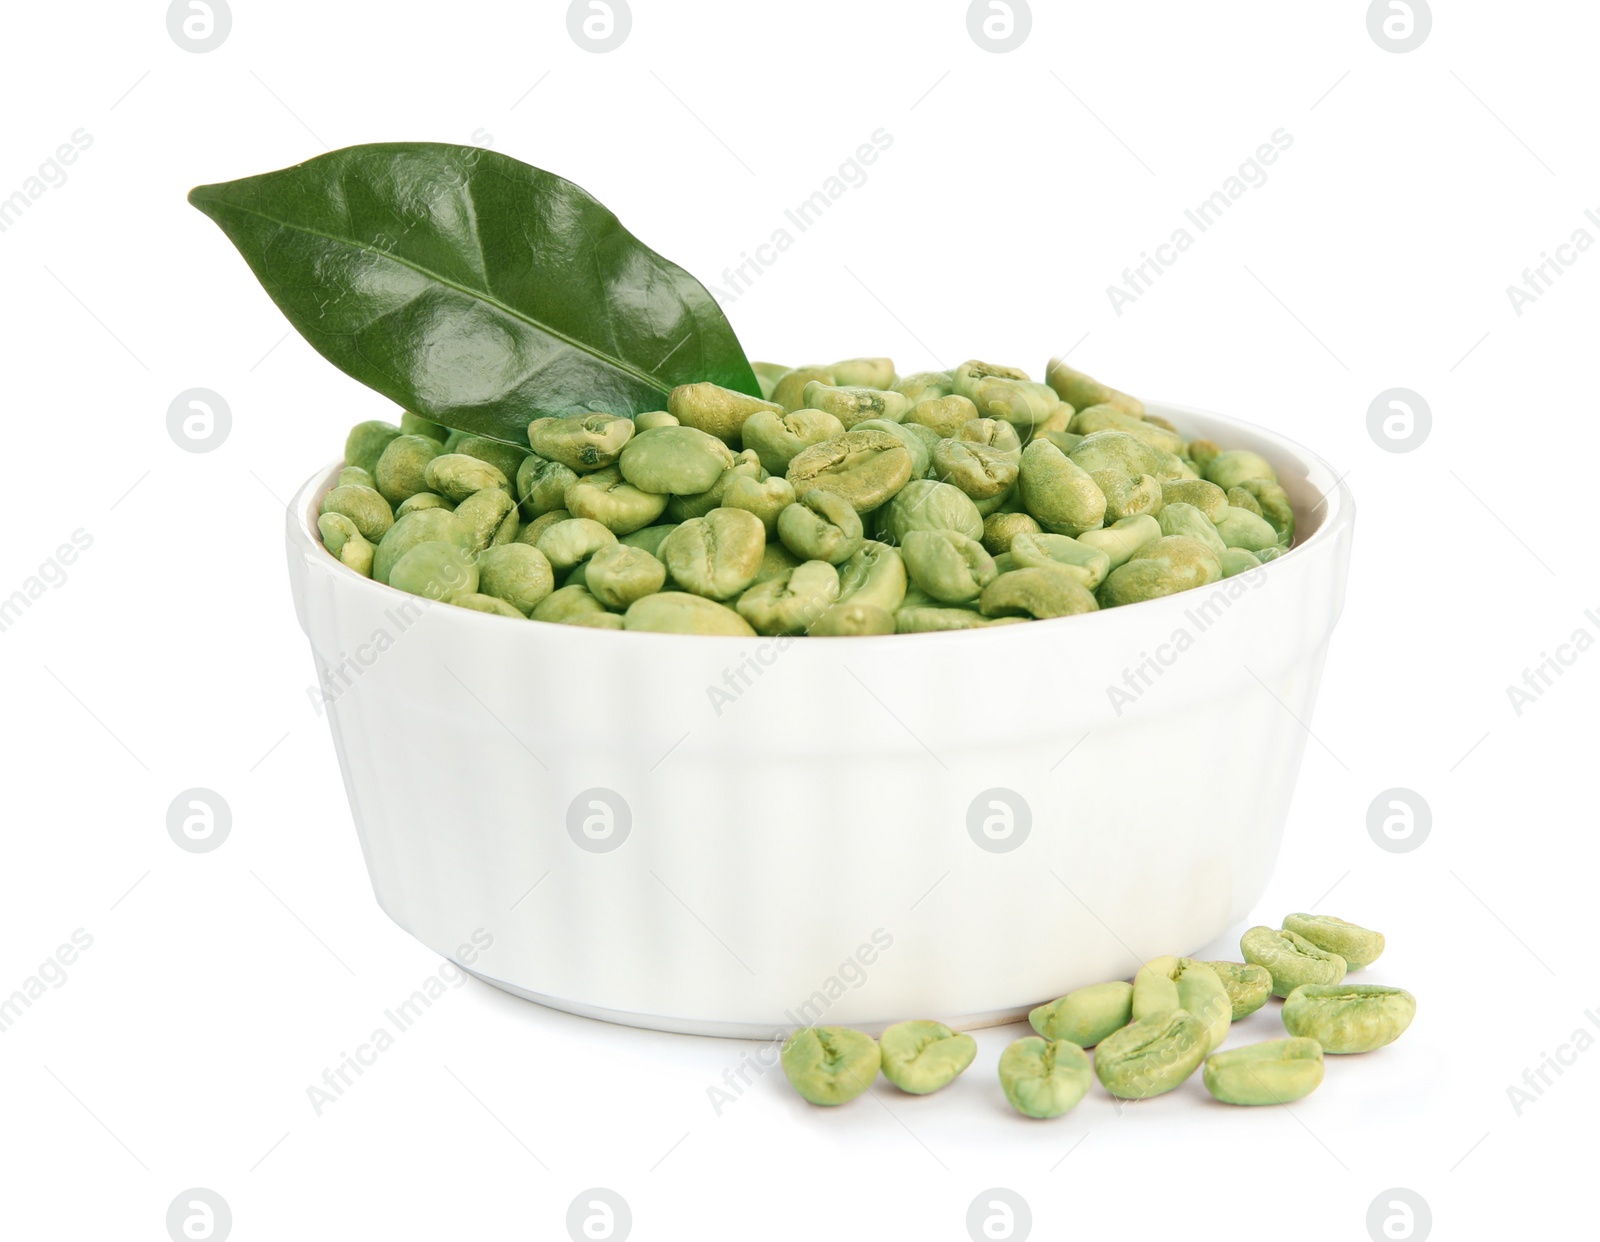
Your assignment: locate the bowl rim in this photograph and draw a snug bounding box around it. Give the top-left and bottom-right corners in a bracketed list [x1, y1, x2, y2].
[289, 399, 1354, 646]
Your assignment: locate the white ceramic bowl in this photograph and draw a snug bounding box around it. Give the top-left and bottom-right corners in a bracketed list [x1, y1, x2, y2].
[287, 401, 1354, 1038]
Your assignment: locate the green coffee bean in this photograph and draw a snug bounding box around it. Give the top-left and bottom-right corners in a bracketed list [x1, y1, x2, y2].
[1036, 403, 1075, 435]
[1232, 478, 1294, 544]
[901, 530, 996, 604]
[536, 518, 618, 571]
[905, 394, 978, 438]
[665, 450, 762, 523]
[491, 505, 520, 547]
[1019, 439, 1106, 535]
[374, 434, 446, 505]
[750, 361, 791, 401]
[951, 359, 1030, 402]
[450, 592, 524, 618]
[585, 542, 668, 609]
[454, 487, 517, 553]
[345, 420, 403, 475]
[1071, 430, 1191, 483]
[319, 513, 377, 577]
[517, 508, 571, 549]
[1219, 547, 1261, 578]
[740, 408, 846, 476]
[617, 425, 735, 496]
[624, 591, 756, 636]
[1029, 980, 1134, 1047]
[777, 488, 865, 565]
[1227, 486, 1264, 518]
[721, 475, 796, 535]
[340, 533, 375, 576]
[1213, 505, 1279, 553]
[668, 382, 782, 444]
[1201, 961, 1274, 1020]
[786, 430, 914, 514]
[1039, 429, 1085, 456]
[1092, 470, 1162, 524]
[517, 456, 579, 518]
[736, 560, 840, 635]
[1045, 357, 1143, 417]
[1099, 536, 1222, 608]
[1240, 926, 1347, 998]
[1070, 404, 1185, 455]
[399, 411, 449, 444]
[1282, 914, 1385, 970]
[1094, 1009, 1210, 1099]
[979, 566, 1098, 620]
[1157, 502, 1228, 556]
[477, 543, 555, 615]
[634, 409, 679, 431]
[1202, 1038, 1325, 1106]
[422, 453, 509, 504]
[1077, 514, 1161, 569]
[810, 602, 897, 636]
[780, 1026, 880, 1105]
[620, 522, 680, 560]
[662, 507, 766, 599]
[1132, 957, 1231, 1054]
[852, 418, 932, 480]
[564, 466, 670, 535]
[970, 376, 1059, 431]
[895, 604, 993, 632]
[338, 465, 376, 489]
[396, 492, 451, 517]
[388, 541, 479, 601]
[374, 509, 473, 584]
[878, 479, 984, 545]
[566, 610, 626, 630]
[770, 366, 835, 413]
[832, 540, 908, 614]
[746, 541, 800, 588]
[1009, 532, 1111, 591]
[1188, 438, 1221, 471]
[891, 370, 954, 407]
[1161, 478, 1228, 522]
[1255, 544, 1285, 563]
[982, 510, 1042, 555]
[958, 416, 1023, 457]
[527, 414, 635, 472]
[998, 1037, 1093, 1119]
[321, 484, 394, 543]
[317, 512, 360, 559]
[1281, 984, 1415, 1054]
[453, 435, 529, 486]
[878, 1020, 977, 1095]
[932, 437, 1019, 504]
[531, 584, 607, 623]
[803, 381, 909, 428]
[1203, 449, 1276, 492]
[830, 356, 895, 389]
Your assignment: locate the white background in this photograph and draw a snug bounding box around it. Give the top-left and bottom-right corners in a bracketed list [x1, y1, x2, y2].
[2, 1, 1595, 1238]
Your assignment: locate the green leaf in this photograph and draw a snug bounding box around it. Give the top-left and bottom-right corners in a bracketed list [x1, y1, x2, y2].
[189, 142, 760, 445]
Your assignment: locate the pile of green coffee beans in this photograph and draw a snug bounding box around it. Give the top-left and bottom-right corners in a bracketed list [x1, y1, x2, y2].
[780, 912, 1415, 1115]
[318, 357, 1296, 636]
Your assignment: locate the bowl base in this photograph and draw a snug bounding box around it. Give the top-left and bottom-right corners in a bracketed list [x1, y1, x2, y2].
[458, 963, 1034, 1040]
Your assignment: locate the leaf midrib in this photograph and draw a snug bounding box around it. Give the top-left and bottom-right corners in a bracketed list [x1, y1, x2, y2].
[202, 196, 671, 398]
